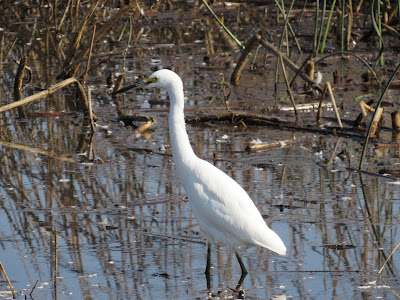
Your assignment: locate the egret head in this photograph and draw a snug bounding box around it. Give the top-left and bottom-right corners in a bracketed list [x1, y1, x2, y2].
[115, 69, 182, 94]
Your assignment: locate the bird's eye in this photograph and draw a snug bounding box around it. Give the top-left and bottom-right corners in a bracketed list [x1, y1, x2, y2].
[146, 77, 158, 84]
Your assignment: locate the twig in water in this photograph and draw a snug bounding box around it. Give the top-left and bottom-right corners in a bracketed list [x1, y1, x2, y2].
[379, 276, 400, 299]
[133, 118, 155, 136]
[230, 34, 261, 85]
[391, 110, 400, 131]
[0, 77, 94, 121]
[279, 52, 298, 118]
[369, 106, 384, 137]
[54, 231, 58, 290]
[0, 140, 76, 163]
[316, 85, 328, 123]
[346, 167, 397, 181]
[0, 260, 16, 299]
[88, 87, 95, 132]
[304, 60, 314, 92]
[326, 82, 343, 129]
[378, 241, 400, 275]
[246, 138, 303, 152]
[81, 22, 97, 87]
[30, 280, 39, 297]
[218, 74, 231, 112]
[112, 73, 127, 118]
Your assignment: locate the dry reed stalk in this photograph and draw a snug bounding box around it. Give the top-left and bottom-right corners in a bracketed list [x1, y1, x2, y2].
[87, 134, 95, 160]
[359, 101, 384, 136]
[54, 231, 58, 289]
[81, 23, 97, 87]
[337, 6, 343, 46]
[346, 3, 353, 50]
[0, 77, 93, 120]
[39, 6, 65, 62]
[87, 87, 95, 131]
[279, 52, 298, 117]
[0, 33, 4, 64]
[62, 1, 100, 71]
[204, 18, 215, 55]
[374, 142, 400, 148]
[230, 34, 261, 85]
[113, 73, 126, 117]
[279, 101, 331, 112]
[326, 138, 342, 165]
[0, 140, 76, 162]
[355, 0, 364, 13]
[360, 100, 375, 113]
[388, 4, 399, 23]
[370, 106, 384, 136]
[59, 5, 132, 79]
[316, 85, 328, 123]
[326, 82, 343, 128]
[92, 5, 132, 44]
[392, 110, 400, 131]
[57, 0, 72, 32]
[382, 23, 400, 38]
[378, 241, 400, 275]
[304, 60, 314, 92]
[134, 119, 155, 135]
[2, 34, 18, 60]
[246, 138, 300, 152]
[0, 260, 16, 299]
[259, 37, 323, 93]
[217, 74, 231, 112]
[30, 280, 38, 297]
[114, 73, 126, 94]
[13, 55, 27, 95]
[355, 100, 374, 127]
[379, 276, 400, 299]
[13, 55, 28, 118]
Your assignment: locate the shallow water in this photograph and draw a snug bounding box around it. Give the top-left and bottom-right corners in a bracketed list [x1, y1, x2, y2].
[1, 2, 400, 299]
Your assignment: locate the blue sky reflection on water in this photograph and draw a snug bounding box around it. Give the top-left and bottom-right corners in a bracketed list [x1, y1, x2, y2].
[1, 119, 399, 299]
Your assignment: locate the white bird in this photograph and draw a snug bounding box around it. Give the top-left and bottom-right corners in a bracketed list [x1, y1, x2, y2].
[117, 69, 286, 277]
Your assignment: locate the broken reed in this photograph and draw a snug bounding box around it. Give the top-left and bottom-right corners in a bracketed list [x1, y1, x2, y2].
[358, 62, 400, 170]
[0, 260, 16, 298]
[0, 76, 93, 122]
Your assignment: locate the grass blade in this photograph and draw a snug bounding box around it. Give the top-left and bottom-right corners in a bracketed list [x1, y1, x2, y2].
[200, 0, 244, 49]
[321, 0, 337, 54]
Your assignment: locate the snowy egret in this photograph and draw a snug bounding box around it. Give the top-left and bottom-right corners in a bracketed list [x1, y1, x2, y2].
[117, 69, 286, 277]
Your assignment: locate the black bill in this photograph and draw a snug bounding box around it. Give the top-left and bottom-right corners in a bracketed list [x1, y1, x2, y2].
[114, 81, 149, 94]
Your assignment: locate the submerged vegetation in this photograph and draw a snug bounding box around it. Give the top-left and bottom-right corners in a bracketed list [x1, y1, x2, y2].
[0, 1, 399, 299]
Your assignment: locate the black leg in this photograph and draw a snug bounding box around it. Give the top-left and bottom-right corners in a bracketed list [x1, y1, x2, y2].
[235, 251, 248, 275]
[205, 243, 211, 290]
[205, 243, 211, 275]
[235, 251, 248, 289]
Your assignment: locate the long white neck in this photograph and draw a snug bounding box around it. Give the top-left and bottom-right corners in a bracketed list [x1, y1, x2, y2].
[167, 82, 197, 170]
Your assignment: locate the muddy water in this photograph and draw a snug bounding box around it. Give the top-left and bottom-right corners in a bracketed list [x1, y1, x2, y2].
[1, 2, 400, 300]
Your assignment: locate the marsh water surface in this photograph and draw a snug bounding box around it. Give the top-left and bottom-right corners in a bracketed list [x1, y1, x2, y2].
[0, 2, 400, 299]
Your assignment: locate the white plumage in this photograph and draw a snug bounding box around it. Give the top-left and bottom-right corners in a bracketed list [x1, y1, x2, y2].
[118, 69, 286, 276]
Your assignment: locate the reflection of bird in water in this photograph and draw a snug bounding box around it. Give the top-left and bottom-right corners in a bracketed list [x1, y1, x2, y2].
[117, 69, 286, 284]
